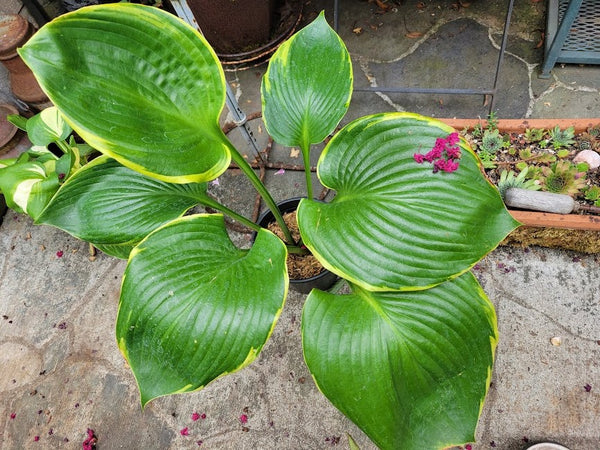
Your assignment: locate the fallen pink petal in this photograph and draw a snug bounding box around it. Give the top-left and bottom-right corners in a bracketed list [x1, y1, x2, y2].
[82, 428, 97, 450]
[34, 436, 39, 442]
[275, 168, 285, 175]
[191, 412, 200, 421]
[10, 412, 16, 419]
[239, 414, 248, 424]
[56, 250, 63, 258]
[180, 427, 190, 436]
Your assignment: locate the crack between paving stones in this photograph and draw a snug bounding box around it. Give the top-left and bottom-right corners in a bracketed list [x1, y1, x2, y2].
[490, 280, 599, 344]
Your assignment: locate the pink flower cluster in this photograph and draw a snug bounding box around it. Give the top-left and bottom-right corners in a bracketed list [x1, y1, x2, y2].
[414, 132, 461, 173]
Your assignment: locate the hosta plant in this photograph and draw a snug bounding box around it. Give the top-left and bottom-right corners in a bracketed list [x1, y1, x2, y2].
[0, 107, 95, 218]
[12, 4, 519, 449]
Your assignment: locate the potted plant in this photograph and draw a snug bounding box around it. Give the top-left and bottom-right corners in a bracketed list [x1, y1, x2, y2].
[9, 4, 519, 448]
[441, 117, 600, 253]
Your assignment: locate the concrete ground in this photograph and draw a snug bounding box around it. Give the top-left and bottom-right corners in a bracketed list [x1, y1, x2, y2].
[1, 0, 599, 449]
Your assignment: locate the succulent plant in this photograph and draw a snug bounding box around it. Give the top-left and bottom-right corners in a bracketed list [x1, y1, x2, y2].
[584, 185, 600, 202]
[540, 160, 587, 196]
[523, 128, 544, 143]
[548, 125, 576, 150]
[587, 125, 600, 138]
[480, 129, 503, 154]
[497, 167, 541, 199]
[577, 132, 600, 151]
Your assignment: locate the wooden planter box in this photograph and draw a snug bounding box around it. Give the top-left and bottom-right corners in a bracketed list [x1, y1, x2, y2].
[440, 118, 600, 253]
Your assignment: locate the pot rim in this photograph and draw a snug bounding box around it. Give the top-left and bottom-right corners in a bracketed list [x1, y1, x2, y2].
[256, 197, 338, 289]
[438, 118, 600, 134]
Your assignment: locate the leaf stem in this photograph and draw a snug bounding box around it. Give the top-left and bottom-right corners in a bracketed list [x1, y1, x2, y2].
[287, 245, 310, 255]
[55, 140, 72, 155]
[302, 143, 313, 199]
[198, 196, 262, 232]
[228, 144, 296, 244]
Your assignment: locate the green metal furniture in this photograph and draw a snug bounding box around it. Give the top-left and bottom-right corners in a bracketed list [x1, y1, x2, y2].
[540, 0, 600, 78]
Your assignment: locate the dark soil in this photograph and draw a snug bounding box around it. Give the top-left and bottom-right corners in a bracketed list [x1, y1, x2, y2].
[267, 211, 325, 280]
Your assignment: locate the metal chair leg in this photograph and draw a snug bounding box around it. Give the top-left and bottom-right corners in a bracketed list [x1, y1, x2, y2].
[539, 0, 583, 78]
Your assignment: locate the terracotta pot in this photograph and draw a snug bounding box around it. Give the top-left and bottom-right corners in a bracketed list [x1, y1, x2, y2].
[438, 118, 600, 252]
[0, 14, 50, 110]
[0, 103, 20, 153]
[440, 118, 598, 135]
[187, 0, 302, 65]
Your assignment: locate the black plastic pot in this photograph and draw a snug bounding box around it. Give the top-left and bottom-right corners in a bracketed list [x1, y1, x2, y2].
[0, 195, 6, 226]
[257, 197, 338, 294]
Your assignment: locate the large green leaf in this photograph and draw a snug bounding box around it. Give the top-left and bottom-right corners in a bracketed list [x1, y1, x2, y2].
[302, 272, 497, 450]
[261, 12, 352, 150]
[36, 156, 211, 258]
[19, 3, 231, 183]
[116, 214, 288, 406]
[93, 243, 135, 261]
[298, 113, 519, 291]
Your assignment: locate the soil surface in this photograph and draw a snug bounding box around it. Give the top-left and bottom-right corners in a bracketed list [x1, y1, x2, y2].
[267, 211, 325, 280]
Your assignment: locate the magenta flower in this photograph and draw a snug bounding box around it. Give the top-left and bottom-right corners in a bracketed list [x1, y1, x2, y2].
[433, 137, 446, 150]
[413, 132, 462, 173]
[446, 132, 460, 145]
[446, 145, 461, 160]
[424, 147, 442, 162]
[180, 427, 190, 436]
[433, 158, 447, 173]
[239, 414, 248, 424]
[191, 412, 200, 421]
[443, 160, 459, 173]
